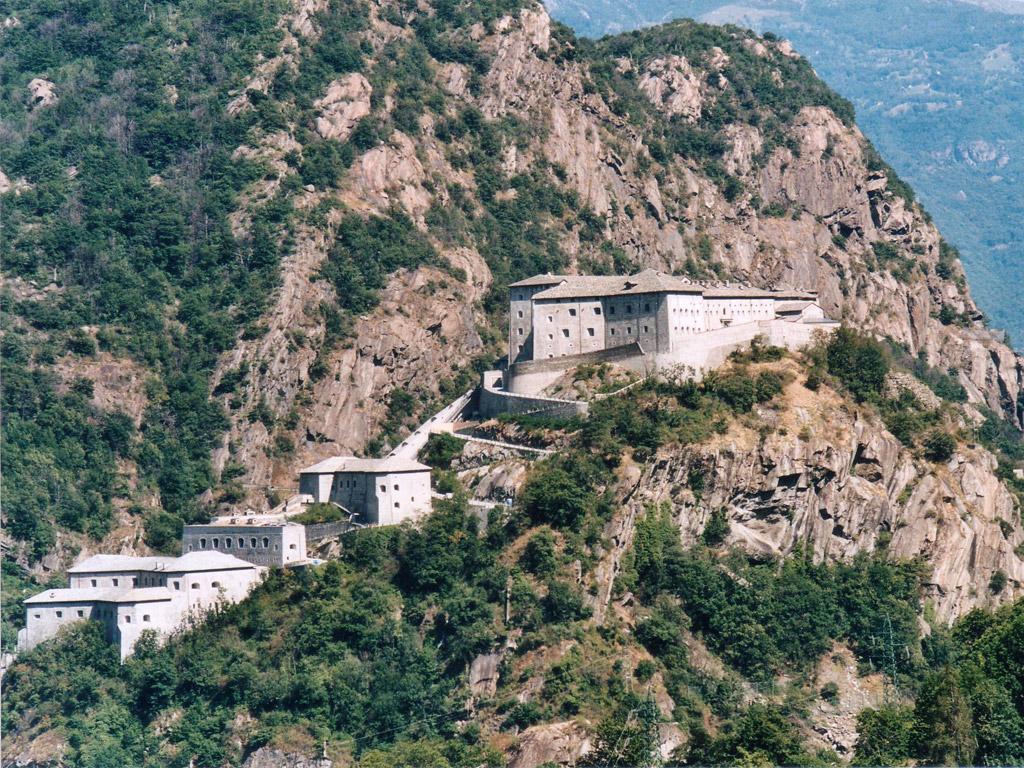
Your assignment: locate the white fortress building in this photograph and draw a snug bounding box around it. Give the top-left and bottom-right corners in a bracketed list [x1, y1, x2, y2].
[19, 552, 263, 660]
[182, 520, 307, 567]
[495, 270, 835, 399]
[299, 456, 432, 526]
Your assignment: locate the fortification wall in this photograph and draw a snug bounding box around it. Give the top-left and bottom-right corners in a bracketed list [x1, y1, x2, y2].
[507, 343, 649, 394]
[480, 370, 588, 420]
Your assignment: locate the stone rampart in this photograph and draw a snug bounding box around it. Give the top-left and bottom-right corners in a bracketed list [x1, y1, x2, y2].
[508, 343, 649, 394]
[480, 370, 589, 420]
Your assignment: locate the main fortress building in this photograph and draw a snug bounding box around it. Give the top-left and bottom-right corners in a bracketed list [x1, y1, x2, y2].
[482, 270, 837, 415]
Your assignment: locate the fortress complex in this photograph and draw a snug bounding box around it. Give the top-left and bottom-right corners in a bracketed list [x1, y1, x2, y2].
[299, 456, 432, 526]
[19, 552, 263, 660]
[490, 270, 837, 403]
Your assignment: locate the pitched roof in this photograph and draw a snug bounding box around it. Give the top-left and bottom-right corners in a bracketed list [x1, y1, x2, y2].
[25, 587, 175, 604]
[68, 552, 257, 576]
[774, 301, 817, 314]
[300, 456, 430, 474]
[531, 270, 702, 301]
[168, 551, 260, 572]
[508, 274, 568, 288]
[69, 555, 176, 573]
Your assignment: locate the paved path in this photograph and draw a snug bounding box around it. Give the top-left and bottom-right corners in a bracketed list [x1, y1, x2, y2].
[459, 436, 553, 456]
[388, 389, 475, 461]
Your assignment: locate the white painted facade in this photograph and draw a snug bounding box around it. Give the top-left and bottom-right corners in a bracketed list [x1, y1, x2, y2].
[509, 270, 825, 365]
[20, 552, 263, 660]
[299, 456, 432, 526]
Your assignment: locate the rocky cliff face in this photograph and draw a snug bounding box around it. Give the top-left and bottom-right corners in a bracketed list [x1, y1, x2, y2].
[210, 2, 1021, 506]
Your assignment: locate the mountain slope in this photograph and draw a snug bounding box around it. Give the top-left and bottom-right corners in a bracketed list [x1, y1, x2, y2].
[544, 0, 1024, 348]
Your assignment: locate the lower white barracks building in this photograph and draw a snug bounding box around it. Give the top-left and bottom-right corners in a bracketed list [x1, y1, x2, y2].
[19, 552, 263, 660]
[299, 456, 432, 526]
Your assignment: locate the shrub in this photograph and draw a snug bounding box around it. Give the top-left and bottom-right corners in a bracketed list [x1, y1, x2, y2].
[820, 681, 840, 704]
[521, 530, 558, 577]
[825, 326, 889, 402]
[715, 374, 758, 413]
[923, 430, 955, 463]
[989, 570, 1008, 594]
[420, 432, 466, 469]
[519, 466, 594, 529]
[702, 508, 731, 546]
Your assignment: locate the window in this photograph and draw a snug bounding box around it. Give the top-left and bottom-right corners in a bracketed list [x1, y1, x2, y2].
[213, 538, 220, 547]
[547, 315, 553, 323]
[626, 305, 633, 315]
[517, 328, 523, 335]
[132, 577, 137, 586]
[561, 329, 570, 337]
[394, 484, 399, 490]
[610, 328, 616, 336]
[225, 539, 232, 548]
[112, 579, 118, 586]
[143, 614, 151, 622]
[594, 307, 602, 315]
[56, 611, 63, 618]
[212, 581, 221, 588]
[191, 583, 200, 589]
[569, 308, 577, 316]
[77, 610, 84, 617]
[517, 310, 524, 318]
[125, 616, 131, 624]
[188, 545, 194, 552]
[251, 538, 257, 547]
[380, 484, 386, 492]
[34, 614, 40, 620]
[395, 502, 400, 508]
[200, 537, 207, 548]
[627, 327, 633, 334]
[173, 581, 180, 591]
[643, 326, 649, 333]
[547, 333, 553, 340]
[289, 543, 297, 549]
[262, 537, 270, 548]
[91, 579, 97, 587]
[609, 306, 616, 316]
[517, 344, 523, 352]
[644, 303, 651, 312]
[238, 537, 245, 548]
[587, 328, 595, 337]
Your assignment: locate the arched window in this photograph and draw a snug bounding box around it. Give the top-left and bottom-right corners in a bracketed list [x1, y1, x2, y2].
[238, 538, 245, 548]
[251, 538, 257, 548]
[200, 537, 207, 548]
[225, 539, 232, 548]
[191, 583, 200, 589]
[213, 537, 220, 547]
[262, 537, 270, 548]
[212, 581, 221, 588]
[289, 543, 297, 550]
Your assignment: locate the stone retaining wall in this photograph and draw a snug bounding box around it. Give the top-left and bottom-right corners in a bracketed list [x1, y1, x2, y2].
[479, 370, 589, 420]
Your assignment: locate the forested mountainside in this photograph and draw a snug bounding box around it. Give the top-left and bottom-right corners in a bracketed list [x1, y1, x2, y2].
[544, 0, 1024, 349]
[2, 0, 1024, 765]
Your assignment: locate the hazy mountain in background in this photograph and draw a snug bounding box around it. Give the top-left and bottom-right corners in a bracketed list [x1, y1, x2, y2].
[547, 0, 1024, 348]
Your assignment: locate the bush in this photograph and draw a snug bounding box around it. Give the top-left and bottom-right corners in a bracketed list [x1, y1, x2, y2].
[702, 508, 731, 546]
[420, 432, 466, 469]
[715, 373, 758, 413]
[923, 429, 955, 463]
[825, 326, 889, 402]
[820, 681, 840, 704]
[989, 569, 1008, 594]
[519, 465, 594, 529]
[521, 530, 558, 577]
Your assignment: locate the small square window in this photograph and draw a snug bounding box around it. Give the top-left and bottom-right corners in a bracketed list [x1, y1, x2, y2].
[609, 306, 616, 316]
[77, 610, 84, 617]
[517, 328, 524, 335]
[626, 305, 633, 315]
[627, 327, 633, 334]
[547, 316, 553, 323]
[561, 329, 570, 337]
[569, 308, 577, 316]
[517, 310, 524, 318]
[91, 579, 97, 587]
[56, 611, 63, 618]
[594, 307, 602, 315]
[112, 579, 118, 586]
[380, 485, 386, 492]
[587, 328, 595, 337]
[394, 484, 400, 490]
[644, 304, 651, 312]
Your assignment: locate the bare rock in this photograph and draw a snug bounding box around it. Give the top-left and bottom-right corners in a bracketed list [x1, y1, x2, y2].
[638, 55, 704, 120]
[314, 73, 371, 141]
[469, 652, 502, 698]
[28, 78, 57, 108]
[508, 721, 591, 768]
[241, 747, 331, 768]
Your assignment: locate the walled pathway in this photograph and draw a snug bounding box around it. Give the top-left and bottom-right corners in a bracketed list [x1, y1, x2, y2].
[388, 389, 474, 460]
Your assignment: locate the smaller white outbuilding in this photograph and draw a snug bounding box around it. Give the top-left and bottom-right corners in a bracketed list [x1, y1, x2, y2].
[181, 520, 307, 567]
[19, 551, 263, 660]
[299, 456, 432, 526]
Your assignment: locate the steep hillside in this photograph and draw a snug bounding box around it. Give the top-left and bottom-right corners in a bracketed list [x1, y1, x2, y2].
[3, 0, 1023, 632]
[545, 0, 1024, 348]
[3, 348, 1024, 766]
